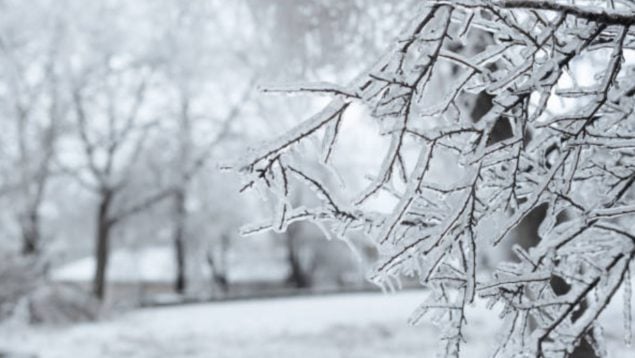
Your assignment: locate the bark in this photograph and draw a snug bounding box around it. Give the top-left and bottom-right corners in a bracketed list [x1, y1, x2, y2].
[172, 94, 191, 294]
[284, 224, 312, 289]
[92, 189, 114, 300]
[173, 189, 187, 294]
[206, 240, 229, 296]
[20, 210, 40, 256]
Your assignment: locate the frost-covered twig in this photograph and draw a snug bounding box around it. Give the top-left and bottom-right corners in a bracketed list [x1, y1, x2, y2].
[237, 2, 635, 356]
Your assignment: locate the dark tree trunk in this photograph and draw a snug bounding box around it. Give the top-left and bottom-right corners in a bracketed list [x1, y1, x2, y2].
[173, 189, 187, 294]
[206, 245, 229, 296]
[174, 236, 186, 294]
[20, 210, 40, 256]
[93, 189, 114, 301]
[173, 94, 191, 294]
[284, 224, 311, 289]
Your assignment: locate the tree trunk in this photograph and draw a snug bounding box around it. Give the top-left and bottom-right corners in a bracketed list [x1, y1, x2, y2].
[173, 189, 187, 294]
[172, 93, 192, 294]
[284, 224, 311, 289]
[20, 210, 40, 256]
[206, 238, 229, 297]
[93, 189, 114, 301]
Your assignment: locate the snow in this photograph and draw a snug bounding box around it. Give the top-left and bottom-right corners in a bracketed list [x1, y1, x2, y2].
[226, 251, 290, 283]
[51, 246, 290, 284]
[0, 291, 455, 357]
[52, 247, 177, 283]
[0, 290, 631, 357]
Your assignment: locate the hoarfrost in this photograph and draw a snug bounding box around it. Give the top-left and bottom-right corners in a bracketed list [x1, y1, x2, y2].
[237, 1, 635, 357]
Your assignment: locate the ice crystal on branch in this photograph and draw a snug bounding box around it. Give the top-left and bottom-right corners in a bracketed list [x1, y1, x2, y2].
[236, 1, 635, 356]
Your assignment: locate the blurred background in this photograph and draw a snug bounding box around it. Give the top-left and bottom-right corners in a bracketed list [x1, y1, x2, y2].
[0, 0, 412, 310]
[0, 1, 433, 356]
[0, 0, 438, 357]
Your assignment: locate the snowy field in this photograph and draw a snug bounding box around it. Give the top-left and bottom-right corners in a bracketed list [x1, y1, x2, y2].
[0, 290, 632, 357]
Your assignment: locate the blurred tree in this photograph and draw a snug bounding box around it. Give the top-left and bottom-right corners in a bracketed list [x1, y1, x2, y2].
[0, 0, 65, 256]
[58, 1, 176, 300]
[148, 0, 254, 294]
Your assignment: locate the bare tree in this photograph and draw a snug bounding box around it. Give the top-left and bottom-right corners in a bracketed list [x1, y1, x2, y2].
[0, 6, 64, 256]
[238, 1, 635, 357]
[151, 0, 256, 294]
[168, 85, 247, 294]
[66, 62, 175, 300]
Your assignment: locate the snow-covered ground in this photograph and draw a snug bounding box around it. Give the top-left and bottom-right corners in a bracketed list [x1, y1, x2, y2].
[52, 245, 290, 284]
[0, 290, 632, 357]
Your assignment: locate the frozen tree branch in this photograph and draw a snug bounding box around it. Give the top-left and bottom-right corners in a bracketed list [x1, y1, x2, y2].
[237, 1, 635, 356]
[494, 1, 635, 26]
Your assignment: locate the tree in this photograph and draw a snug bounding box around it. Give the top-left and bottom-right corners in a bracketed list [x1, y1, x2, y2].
[68, 67, 175, 301]
[148, 0, 254, 294]
[0, 0, 65, 256]
[237, 1, 635, 357]
[57, 1, 178, 300]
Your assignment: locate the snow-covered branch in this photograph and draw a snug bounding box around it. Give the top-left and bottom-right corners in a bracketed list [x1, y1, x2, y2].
[238, 1, 635, 356]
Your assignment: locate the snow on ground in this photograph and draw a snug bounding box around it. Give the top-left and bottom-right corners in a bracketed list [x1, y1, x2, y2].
[52, 245, 290, 284]
[0, 290, 632, 357]
[52, 247, 178, 283]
